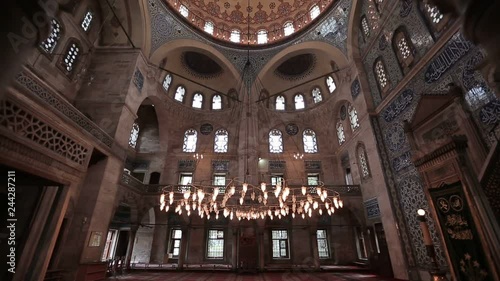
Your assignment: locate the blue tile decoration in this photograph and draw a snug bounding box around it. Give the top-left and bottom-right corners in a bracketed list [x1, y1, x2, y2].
[400, 0, 413, 18]
[424, 34, 473, 84]
[133, 69, 144, 92]
[385, 124, 406, 153]
[382, 89, 414, 122]
[480, 100, 500, 126]
[379, 35, 388, 51]
[351, 78, 360, 99]
[178, 160, 196, 171]
[212, 160, 229, 171]
[269, 160, 286, 171]
[364, 198, 381, 219]
[392, 151, 412, 173]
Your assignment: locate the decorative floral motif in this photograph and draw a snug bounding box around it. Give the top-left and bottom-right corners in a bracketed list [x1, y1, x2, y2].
[400, 0, 412, 18]
[392, 151, 412, 173]
[479, 100, 500, 126]
[459, 253, 488, 281]
[385, 124, 406, 152]
[351, 78, 360, 99]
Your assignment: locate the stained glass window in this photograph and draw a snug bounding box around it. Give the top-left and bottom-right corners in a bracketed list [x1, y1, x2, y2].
[317, 230, 329, 258]
[179, 5, 189, 17]
[276, 95, 285, 110]
[174, 86, 185, 102]
[284, 22, 294, 36]
[163, 74, 172, 92]
[62, 42, 80, 73]
[303, 129, 318, 153]
[272, 230, 289, 258]
[326, 76, 336, 93]
[207, 229, 224, 259]
[128, 122, 139, 148]
[212, 94, 222, 110]
[425, 4, 444, 24]
[310, 5, 320, 20]
[204, 21, 214, 34]
[312, 87, 322, 103]
[40, 19, 62, 53]
[257, 30, 268, 44]
[81, 10, 93, 31]
[269, 129, 283, 153]
[192, 93, 203, 108]
[375, 59, 388, 90]
[295, 94, 305, 110]
[183, 129, 197, 152]
[337, 122, 345, 145]
[214, 129, 228, 153]
[348, 105, 360, 130]
[230, 30, 240, 43]
[358, 144, 370, 179]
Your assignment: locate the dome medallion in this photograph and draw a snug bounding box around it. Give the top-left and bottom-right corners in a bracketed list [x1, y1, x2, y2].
[165, 0, 336, 45]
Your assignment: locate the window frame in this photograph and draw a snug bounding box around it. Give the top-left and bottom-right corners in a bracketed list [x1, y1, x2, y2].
[283, 22, 294, 36]
[316, 229, 330, 259]
[168, 228, 183, 258]
[230, 29, 241, 43]
[303, 129, 318, 153]
[39, 18, 63, 55]
[269, 129, 284, 153]
[355, 226, 368, 260]
[374, 58, 389, 95]
[326, 76, 337, 94]
[212, 94, 223, 110]
[307, 173, 320, 186]
[58, 39, 81, 78]
[336, 121, 346, 145]
[206, 229, 225, 259]
[163, 74, 173, 92]
[275, 95, 286, 111]
[128, 121, 140, 148]
[271, 229, 290, 259]
[294, 93, 305, 110]
[357, 144, 371, 180]
[214, 128, 229, 153]
[257, 30, 268, 44]
[192, 92, 204, 109]
[174, 85, 186, 103]
[81, 9, 94, 32]
[182, 129, 197, 152]
[309, 4, 320, 20]
[348, 104, 360, 131]
[204, 21, 214, 34]
[392, 27, 415, 74]
[179, 4, 189, 17]
[213, 173, 226, 186]
[360, 15, 370, 41]
[311, 87, 323, 104]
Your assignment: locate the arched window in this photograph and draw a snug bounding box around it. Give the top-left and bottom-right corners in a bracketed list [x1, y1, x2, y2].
[393, 27, 415, 73]
[312, 87, 322, 103]
[192, 93, 203, 108]
[310, 5, 320, 20]
[303, 129, 318, 153]
[276, 95, 285, 111]
[230, 30, 240, 43]
[204, 21, 214, 34]
[61, 41, 80, 73]
[348, 105, 360, 130]
[284, 22, 294, 36]
[174, 86, 185, 102]
[129, 122, 140, 148]
[326, 76, 336, 93]
[81, 10, 93, 31]
[214, 129, 228, 153]
[212, 94, 222, 110]
[360, 16, 370, 41]
[269, 129, 283, 153]
[357, 144, 371, 179]
[336, 122, 345, 145]
[257, 30, 268, 44]
[163, 74, 172, 92]
[295, 94, 305, 110]
[40, 19, 62, 53]
[374, 58, 389, 94]
[179, 5, 189, 17]
[183, 129, 197, 152]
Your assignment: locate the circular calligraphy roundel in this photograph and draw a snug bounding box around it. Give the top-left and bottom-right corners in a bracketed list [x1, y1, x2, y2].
[285, 123, 299, 136]
[200, 123, 213, 135]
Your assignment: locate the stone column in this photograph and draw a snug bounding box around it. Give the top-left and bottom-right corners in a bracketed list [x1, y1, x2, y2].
[310, 229, 320, 270]
[258, 228, 265, 270]
[177, 226, 189, 269]
[125, 226, 138, 269]
[232, 227, 238, 270]
[150, 210, 168, 264]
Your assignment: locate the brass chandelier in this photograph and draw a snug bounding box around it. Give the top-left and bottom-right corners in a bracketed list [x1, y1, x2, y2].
[159, 178, 344, 221]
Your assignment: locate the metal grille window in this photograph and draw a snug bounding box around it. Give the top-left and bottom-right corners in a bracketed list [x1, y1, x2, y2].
[361, 16, 370, 39]
[81, 10, 93, 31]
[312, 87, 322, 103]
[271, 174, 284, 187]
[170, 229, 182, 257]
[40, 19, 62, 53]
[317, 230, 329, 258]
[269, 129, 283, 153]
[375, 60, 388, 90]
[62, 42, 80, 73]
[163, 74, 172, 92]
[183, 129, 197, 152]
[128, 122, 139, 148]
[397, 37, 411, 59]
[348, 105, 360, 130]
[213, 174, 226, 186]
[295, 94, 305, 110]
[212, 94, 222, 110]
[204, 21, 214, 34]
[192, 93, 203, 108]
[271, 230, 289, 259]
[174, 86, 185, 102]
[307, 174, 319, 186]
[326, 76, 336, 93]
[284, 22, 294, 36]
[337, 122, 345, 145]
[358, 146, 370, 179]
[276, 95, 285, 110]
[207, 229, 224, 259]
[303, 129, 318, 153]
[425, 4, 444, 24]
[214, 129, 228, 153]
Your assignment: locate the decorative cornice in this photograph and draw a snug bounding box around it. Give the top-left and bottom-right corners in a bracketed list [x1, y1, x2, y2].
[413, 136, 468, 168]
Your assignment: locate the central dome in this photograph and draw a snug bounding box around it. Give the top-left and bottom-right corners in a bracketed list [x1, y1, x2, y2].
[165, 0, 336, 45]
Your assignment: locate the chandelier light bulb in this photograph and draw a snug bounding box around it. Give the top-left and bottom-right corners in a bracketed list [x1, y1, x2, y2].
[214, 187, 219, 197]
[192, 193, 197, 201]
[251, 192, 256, 201]
[302, 213, 305, 219]
[230, 185, 236, 195]
[186, 204, 190, 211]
[325, 202, 330, 209]
[261, 182, 266, 192]
[264, 192, 268, 200]
[331, 207, 335, 214]
[187, 210, 191, 216]
[193, 203, 197, 210]
[327, 209, 331, 215]
[242, 183, 248, 192]
[319, 209, 323, 215]
[292, 213, 295, 218]
[160, 203, 165, 211]
[216, 213, 219, 220]
[165, 205, 169, 212]
[322, 190, 327, 198]
[301, 186, 307, 195]
[339, 199, 343, 208]
[240, 197, 244, 205]
[334, 197, 339, 209]
[183, 191, 191, 200]
[316, 186, 322, 196]
[160, 194, 165, 204]
[313, 201, 319, 210]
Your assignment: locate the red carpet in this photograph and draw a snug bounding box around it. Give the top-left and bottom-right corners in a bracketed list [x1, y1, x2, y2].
[107, 272, 400, 281]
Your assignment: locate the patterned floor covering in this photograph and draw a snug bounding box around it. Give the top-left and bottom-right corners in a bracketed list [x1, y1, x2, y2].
[106, 271, 400, 281]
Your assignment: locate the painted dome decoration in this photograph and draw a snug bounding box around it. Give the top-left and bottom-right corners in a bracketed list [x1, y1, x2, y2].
[165, 0, 336, 45]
